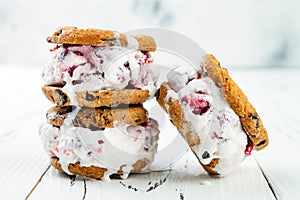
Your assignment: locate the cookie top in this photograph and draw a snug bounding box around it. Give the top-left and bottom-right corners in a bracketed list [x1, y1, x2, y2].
[42, 85, 150, 108]
[46, 105, 148, 129]
[46, 26, 156, 52]
[202, 54, 269, 150]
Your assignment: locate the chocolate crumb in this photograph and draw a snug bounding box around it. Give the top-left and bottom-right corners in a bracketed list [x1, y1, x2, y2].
[179, 192, 184, 200]
[146, 186, 154, 192]
[202, 151, 210, 159]
[146, 170, 171, 192]
[72, 80, 83, 85]
[119, 181, 139, 192]
[69, 175, 76, 186]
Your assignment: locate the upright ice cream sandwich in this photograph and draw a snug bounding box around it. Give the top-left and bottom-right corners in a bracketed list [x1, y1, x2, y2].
[40, 27, 160, 180]
[156, 54, 269, 176]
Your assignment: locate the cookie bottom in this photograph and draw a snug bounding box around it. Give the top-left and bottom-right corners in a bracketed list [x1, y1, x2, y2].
[50, 157, 149, 180]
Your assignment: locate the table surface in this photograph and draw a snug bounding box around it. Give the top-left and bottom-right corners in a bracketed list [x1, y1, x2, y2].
[0, 66, 299, 200]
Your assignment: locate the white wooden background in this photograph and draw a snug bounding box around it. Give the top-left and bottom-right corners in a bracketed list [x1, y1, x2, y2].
[0, 66, 299, 200]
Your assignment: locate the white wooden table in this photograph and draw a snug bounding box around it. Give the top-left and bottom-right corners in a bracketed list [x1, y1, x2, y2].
[0, 66, 299, 200]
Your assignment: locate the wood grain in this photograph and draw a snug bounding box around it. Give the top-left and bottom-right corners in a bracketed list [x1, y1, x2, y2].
[1, 67, 300, 199]
[28, 156, 275, 200]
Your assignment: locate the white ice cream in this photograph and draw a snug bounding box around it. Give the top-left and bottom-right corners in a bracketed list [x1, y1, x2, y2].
[39, 118, 159, 181]
[42, 45, 158, 101]
[166, 66, 248, 176]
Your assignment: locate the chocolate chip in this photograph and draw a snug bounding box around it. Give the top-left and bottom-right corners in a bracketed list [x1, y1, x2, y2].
[72, 80, 83, 85]
[124, 61, 129, 69]
[250, 114, 259, 128]
[102, 116, 111, 126]
[255, 121, 259, 128]
[65, 106, 75, 113]
[85, 92, 96, 101]
[135, 118, 141, 123]
[202, 151, 210, 159]
[57, 29, 63, 36]
[155, 89, 160, 100]
[54, 89, 68, 105]
[256, 140, 266, 147]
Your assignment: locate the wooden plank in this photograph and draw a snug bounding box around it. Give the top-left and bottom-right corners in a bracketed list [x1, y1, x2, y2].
[28, 168, 85, 200]
[0, 67, 276, 199]
[254, 133, 300, 199]
[232, 68, 300, 199]
[28, 152, 274, 200]
[0, 67, 52, 199]
[5, 67, 300, 199]
[0, 111, 50, 199]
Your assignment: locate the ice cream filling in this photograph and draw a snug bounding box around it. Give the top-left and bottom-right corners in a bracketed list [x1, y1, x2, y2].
[166, 66, 249, 175]
[42, 45, 158, 98]
[39, 118, 159, 181]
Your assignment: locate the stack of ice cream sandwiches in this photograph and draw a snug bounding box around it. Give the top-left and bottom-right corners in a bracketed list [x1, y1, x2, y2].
[40, 27, 160, 181]
[40, 27, 269, 180]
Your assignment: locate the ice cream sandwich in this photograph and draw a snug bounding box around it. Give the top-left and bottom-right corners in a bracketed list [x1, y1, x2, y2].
[40, 27, 160, 180]
[156, 54, 269, 176]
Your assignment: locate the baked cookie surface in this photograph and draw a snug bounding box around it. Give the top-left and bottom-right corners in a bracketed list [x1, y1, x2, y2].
[202, 54, 268, 150]
[156, 83, 200, 147]
[42, 86, 150, 108]
[46, 105, 148, 129]
[46, 26, 156, 52]
[51, 157, 150, 179]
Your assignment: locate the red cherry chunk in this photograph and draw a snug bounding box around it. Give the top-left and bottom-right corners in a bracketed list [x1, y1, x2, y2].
[245, 144, 254, 155]
[67, 65, 78, 77]
[181, 94, 210, 115]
